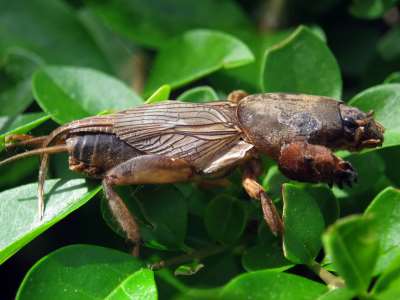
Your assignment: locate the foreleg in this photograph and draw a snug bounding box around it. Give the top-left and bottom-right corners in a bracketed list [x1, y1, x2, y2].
[278, 142, 357, 188]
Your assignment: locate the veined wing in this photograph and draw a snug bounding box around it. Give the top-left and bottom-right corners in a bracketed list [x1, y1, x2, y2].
[112, 101, 241, 169]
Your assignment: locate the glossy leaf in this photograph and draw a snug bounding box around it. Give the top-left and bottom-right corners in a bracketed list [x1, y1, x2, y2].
[145, 84, 171, 104]
[213, 30, 292, 93]
[241, 241, 293, 272]
[349, 83, 400, 148]
[322, 215, 379, 293]
[365, 187, 400, 274]
[204, 195, 247, 244]
[144, 29, 254, 95]
[263, 26, 342, 98]
[220, 270, 327, 300]
[33, 66, 142, 124]
[107, 268, 157, 300]
[177, 86, 219, 103]
[0, 179, 101, 264]
[16, 244, 154, 300]
[372, 254, 400, 296]
[0, 0, 110, 71]
[282, 183, 325, 264]
[317, 288, 356, 300]
[87, 0, 250, 48]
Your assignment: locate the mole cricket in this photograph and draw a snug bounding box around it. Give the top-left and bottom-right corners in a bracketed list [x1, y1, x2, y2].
[0, 91, 384, 255]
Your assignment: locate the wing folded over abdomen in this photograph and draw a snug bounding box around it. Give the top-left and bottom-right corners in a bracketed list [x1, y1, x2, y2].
[112, 101, 242, 170]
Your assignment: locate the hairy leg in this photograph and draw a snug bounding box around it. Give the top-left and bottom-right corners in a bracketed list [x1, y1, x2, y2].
[278, 142, 357, 188]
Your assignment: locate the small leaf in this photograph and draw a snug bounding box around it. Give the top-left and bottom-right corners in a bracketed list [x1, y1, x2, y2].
[349, 83, 400, 148]
[0, 179, 101, 264]
[384, 72, 400, 84]
[177, 86, 219, 103]
[322, 215, 379, 293]
[263, 26, 342, 99]
[16, 245, 152, 300]
[220, 270, 327, 300]
[378, 26, 400, 61]
[174, 262, 204, 276]
[282, 183, 325, 264]
[135, 185, 188, 251]
[87, 0, 251, 48]
[242, 241, 293, 272]
[365, 187, 400, 274]
[32, 66, 142, 124]
[144, 29, 254, 95]
[349, 0, 399, 19]
[145, 84, 171, 104]
[204, 195, 247, 244]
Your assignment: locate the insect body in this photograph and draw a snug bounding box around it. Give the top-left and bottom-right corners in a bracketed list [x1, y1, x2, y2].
[1, 92, 384, 255]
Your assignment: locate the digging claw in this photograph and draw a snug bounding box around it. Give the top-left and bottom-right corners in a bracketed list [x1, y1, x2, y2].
[334, 161, 358, 189]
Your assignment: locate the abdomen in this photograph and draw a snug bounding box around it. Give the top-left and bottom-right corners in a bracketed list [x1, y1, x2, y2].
[66, 134, 142, 177]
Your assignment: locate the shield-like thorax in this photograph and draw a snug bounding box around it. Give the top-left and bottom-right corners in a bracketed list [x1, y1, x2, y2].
[237, 93, 343, 158]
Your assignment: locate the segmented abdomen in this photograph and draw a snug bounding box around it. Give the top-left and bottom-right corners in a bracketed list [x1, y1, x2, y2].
[66, 134, 141, 177]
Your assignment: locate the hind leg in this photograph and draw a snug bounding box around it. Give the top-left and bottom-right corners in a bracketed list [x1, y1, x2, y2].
[102, 154, 194, 256]
[5, 134, 47, 149]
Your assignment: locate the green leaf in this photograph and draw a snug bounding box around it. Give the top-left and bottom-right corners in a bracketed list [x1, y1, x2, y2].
[241, 241, 293, 272]
[384, 72, 400, 84]
[349, 0, 399, 19]
[144, 29, 254, 95]
[317, 288, 356, 300]
[16, 244, 153, 300]
[0, 179, 101, 264]
[107, 268, 157, 300]
[263, 26, 342, 99]
[174, 261, 204, 276]
[87, 0, 250, 49]
[32, 66, 142, 124]
[322, 215, 379, 293]
[0, 0, 110, 71]
[220, 270, 327, 300]
[177, 86, 219, 103]
[204, 195, 247, 244]
[145, 84, 171, 104]
[282, 183, 325, 264]
[365, 187, 400, 274]
[0, 79, 33, 116]
[349, 83, 400, 148]
[378, 26, 400, 61]
[212, 30, 292, 93]
[0, 113, 50, 151]
[372, 254, 400, 296]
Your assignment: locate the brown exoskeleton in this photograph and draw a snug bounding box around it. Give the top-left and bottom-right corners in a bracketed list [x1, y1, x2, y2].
[0, 91, 384, 255]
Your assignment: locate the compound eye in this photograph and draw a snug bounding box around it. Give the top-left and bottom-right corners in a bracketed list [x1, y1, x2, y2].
[343, 117, 358, 133]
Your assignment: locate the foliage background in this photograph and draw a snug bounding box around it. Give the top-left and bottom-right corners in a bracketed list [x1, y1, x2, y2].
[1, 0, 400, 299]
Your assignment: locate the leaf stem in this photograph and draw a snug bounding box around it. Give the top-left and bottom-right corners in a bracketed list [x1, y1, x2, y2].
[150, 244, 228, 270]
[307, 260, 345, 289]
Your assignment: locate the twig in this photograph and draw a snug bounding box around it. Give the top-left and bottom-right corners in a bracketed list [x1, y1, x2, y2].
[150, 245, 228, 270]
[308, 260, 345, 289]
